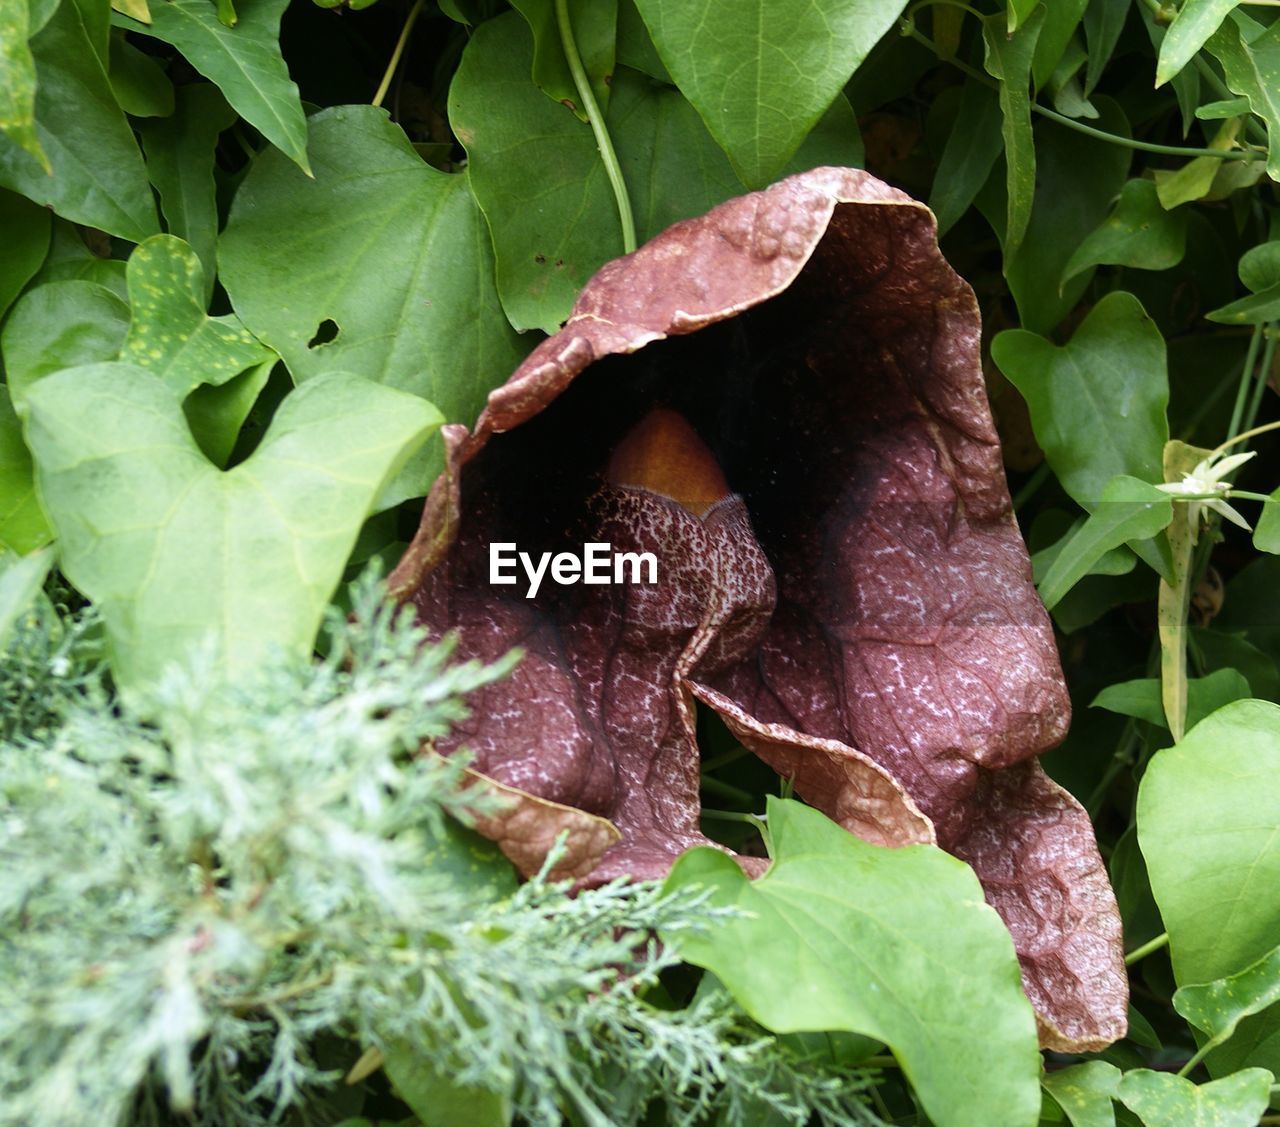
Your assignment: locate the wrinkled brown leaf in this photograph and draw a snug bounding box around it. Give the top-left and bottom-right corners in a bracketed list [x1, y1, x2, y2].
[393, 167, 1126, 1050]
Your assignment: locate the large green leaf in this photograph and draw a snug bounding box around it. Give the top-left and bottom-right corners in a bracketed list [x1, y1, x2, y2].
[1, 279, 130, 409]
[122, 235, 273, 400]
[450, 12, 862, 333]
[140, 84, 237, 299]
[220, 105, 526, 505]
[24, 365, 441, 689]
[992, 291, 1169, 506]
[1208, 15, 1280, 181]
[1138, 699, 1280, 1078]
[0, 387, 50, 554]
[0, 0, 47, 169]
[1157, 0, 1241, 86]
[983, 8, 1044, 260]
[1116, 1068, 1273, 1127]
[0, 188, 50, 318]
[115, 0, 309, 173]
[0, 0, 158, 241]
[1062, 179, 1189, 284]
[1035, 475, 1173, 610]
[629, 0, 903, 187]
[663, 798, 1041, 1127]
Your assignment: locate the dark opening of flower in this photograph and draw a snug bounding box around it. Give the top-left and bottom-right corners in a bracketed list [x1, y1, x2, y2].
[390, 167, 1127, 1052]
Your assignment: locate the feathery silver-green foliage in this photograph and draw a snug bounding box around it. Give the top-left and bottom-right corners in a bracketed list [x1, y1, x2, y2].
[0, 576, 880, 1127]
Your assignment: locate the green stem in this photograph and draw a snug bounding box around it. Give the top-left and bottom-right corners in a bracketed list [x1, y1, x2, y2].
[701, 745, 751, 772]
[901, 23, 1263, 161]
[372, 0, 425, 109]
[1227, 325, 1266, 442]
[700, 774, 755, 805]
[1012, 462, 1051, 512]
[1241, 330, 1279, 442]
[1124, 931, 1170, 965]
[700, 807, 763, 824]
[1213, 411, 1280, 458]
[555, 0, 636, 253]
[1178, 1040, 1215, 1078]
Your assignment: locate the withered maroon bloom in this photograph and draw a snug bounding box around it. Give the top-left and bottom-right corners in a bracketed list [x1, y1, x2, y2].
[390, 167, 1127, 1052]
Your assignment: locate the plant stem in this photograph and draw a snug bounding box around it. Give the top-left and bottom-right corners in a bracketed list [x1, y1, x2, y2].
[1177, 1040, 1214, 1078]
[901, 23, 1263, 161]
[701, 745, 751, 772]
[1012, 462, 1051, 512]
[372, 0, 425, 109]
[1242, 331, 1279, 441]
[555, 0, 636, 254]
[1227, 325, 1266, 442]
[1124, 931, 1170, 965]
[700, 774, 756, 805]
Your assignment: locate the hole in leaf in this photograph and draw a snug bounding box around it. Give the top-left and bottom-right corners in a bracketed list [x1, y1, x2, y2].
[307, 318, 341, 348]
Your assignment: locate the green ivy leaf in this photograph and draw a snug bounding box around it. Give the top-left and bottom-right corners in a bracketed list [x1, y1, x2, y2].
[1, 280, 131, 410]
[983, 7, 1044, 260]
[115, 0, 310, 173]
[927, 79, 1003, 237]
[122, 235, 273, 400]
[0, 0, 48, 170]
[992, 291, 1169, 506]
[141, 84, 236, 297]
[1063, 179, 1189, 284]
[0, 387, 50, 554]
[509, 0, 616, 118]
[629, 0, 903, 187]
[450, 12, 862, 333]
[1116, 1068, 1274, 1127]
[220, 104, 527, 505]
[1082, 0, 1127, 96]
[1090, 668, 1250, 731]
[1138, 699, 1280, 1078]
[1156, 0, 1241, 87]
[0, 188, 50, 319]
[1175, 943, 1280, 1061]
[1154, 117, 1243, 210]
[1208, 14, 1280, 180]
[108, 34, 173, 117]
[0, 0, 159, 241]
[1207, 240, 1280, 324]
[24, 365, 441, 689]
[1032, 0, 1087, 91]
[1035, 476, 1173, 610]
[663, 798, 1041, 1127]
[183, 358, 274, 468]
[1041, 1060, 1120, 1127]
[29, 218, 128, 296]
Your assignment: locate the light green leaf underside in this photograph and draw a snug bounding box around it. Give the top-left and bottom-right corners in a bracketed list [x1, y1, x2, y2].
[664, 798, 1041, 1127]
[23, 365, 441, 689]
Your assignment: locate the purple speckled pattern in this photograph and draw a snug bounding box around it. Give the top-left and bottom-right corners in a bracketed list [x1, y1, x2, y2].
[390, 167, 1127, 1052]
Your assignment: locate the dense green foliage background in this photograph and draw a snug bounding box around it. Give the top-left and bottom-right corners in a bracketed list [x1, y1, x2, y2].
[3, 0, 1280, 1123]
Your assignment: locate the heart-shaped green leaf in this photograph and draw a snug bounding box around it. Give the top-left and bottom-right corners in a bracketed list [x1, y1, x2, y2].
[0, 387, 50, 554]
[1116, 1067, 1274, 1127]
[992, 292, 1169, 508]
[1156, 0, 1241, 86]
[1091, 668, 1250, 732]
[629, 0, 901, 187]
[24, 364, 441, 689]
[220, 104, 527, 504]
[122, 235, 274, 400]
[1207, 13, 1280, 181]
[1208, 240, 1280, 324]
[663, 798, 1041, 1127]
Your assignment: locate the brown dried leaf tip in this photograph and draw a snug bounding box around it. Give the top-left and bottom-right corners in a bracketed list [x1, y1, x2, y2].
[390, 167, 1128, 1052]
